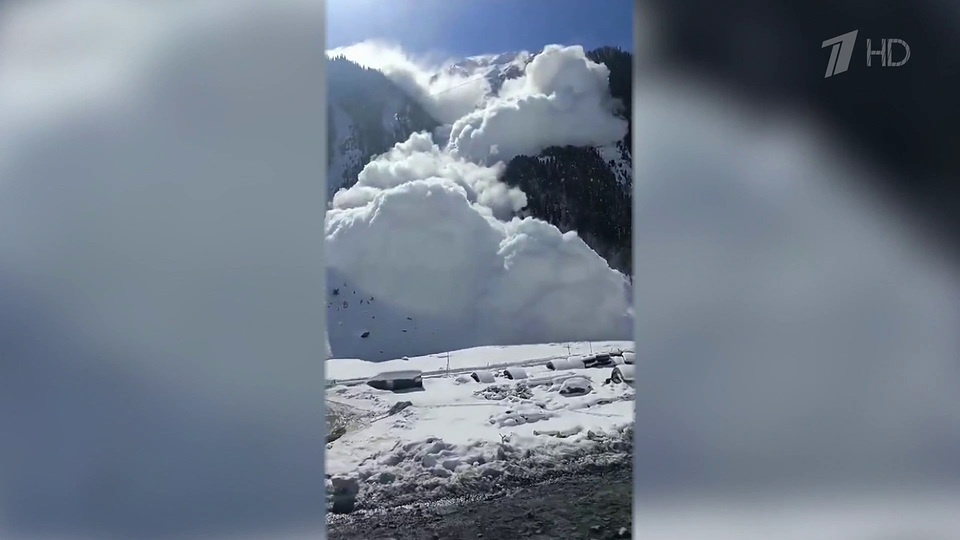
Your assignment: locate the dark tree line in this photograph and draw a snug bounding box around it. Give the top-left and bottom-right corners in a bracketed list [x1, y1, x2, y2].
[502, 145, 632, 274]
[499, 47, 634, 275]
[586, 46, 633, 154]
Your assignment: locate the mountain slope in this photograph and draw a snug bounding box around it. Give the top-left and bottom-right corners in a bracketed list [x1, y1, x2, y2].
[327, 56, 439, 198]
[435, 50, 532, 94]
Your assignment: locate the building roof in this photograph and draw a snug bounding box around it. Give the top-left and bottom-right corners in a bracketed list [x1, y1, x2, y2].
[367, 370, 423, 382]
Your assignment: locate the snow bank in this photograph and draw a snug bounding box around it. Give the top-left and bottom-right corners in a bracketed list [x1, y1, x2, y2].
[325, 346, 634, 510]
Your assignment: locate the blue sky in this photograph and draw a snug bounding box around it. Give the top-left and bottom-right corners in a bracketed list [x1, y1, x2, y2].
[326, 0, 633, 58]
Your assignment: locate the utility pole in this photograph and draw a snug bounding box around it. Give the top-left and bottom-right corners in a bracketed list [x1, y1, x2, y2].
[446, 351, 451, 377]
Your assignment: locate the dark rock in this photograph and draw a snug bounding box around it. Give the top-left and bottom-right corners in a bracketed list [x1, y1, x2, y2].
[387, 401, 413, 416]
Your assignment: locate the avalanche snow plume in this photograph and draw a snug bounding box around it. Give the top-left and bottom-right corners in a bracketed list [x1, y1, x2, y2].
[326, 164, 633, 361]
[446, 44, 628, 163]
[325, 43, 633, 361]
[328, 42, 628, 163]
[326, 40, 492, 125]
[331, 131, 526, 218]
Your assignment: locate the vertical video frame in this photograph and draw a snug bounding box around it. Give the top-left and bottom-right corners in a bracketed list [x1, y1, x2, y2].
[324, 1, 635, 538]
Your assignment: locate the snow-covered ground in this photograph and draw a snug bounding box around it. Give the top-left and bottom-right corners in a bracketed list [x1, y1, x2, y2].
[325, 340, 634, 510]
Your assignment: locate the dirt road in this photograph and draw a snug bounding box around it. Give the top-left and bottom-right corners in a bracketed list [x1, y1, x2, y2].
[327, 465, 632, 540]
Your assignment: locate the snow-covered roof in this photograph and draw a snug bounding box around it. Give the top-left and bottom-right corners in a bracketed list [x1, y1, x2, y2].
[366, 370, 423, 382]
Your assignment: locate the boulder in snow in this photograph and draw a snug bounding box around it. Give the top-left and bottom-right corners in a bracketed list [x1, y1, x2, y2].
[387, 400, 413, 416]
[329, 475, 360, 514]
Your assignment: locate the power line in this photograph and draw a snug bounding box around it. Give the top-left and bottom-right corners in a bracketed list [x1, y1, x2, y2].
[426, 72, 491, 98]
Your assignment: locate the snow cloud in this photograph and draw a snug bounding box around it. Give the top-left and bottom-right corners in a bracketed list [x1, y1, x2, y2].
[325, 176, 632, 360]
[326, 40, 491, 125]
[324, 42, 633, 360]
[447, 44, 628, 163]
[327, 42, 628, 163]
[331, 131, 526, 219]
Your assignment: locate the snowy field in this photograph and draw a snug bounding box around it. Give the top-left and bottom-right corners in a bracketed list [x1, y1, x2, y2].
[325, 340, 634, 511]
